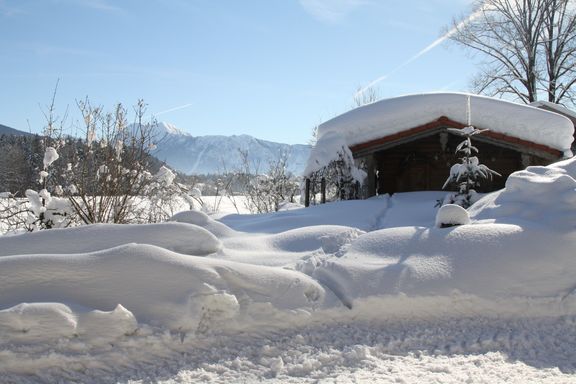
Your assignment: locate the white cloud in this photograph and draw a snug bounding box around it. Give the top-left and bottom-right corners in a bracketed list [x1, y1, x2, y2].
[299, 0, 369, 23]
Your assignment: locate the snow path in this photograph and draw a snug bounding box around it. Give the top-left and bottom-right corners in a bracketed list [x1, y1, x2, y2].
[217, 198, 389, 234]
[2, 316, 575, 383]
[376, 191, 446, 229]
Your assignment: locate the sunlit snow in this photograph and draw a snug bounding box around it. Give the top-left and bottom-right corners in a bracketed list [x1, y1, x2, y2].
[1, 157, 576, 382]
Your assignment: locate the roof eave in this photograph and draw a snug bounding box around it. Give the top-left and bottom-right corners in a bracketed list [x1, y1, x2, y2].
[350, 116, 564, 160]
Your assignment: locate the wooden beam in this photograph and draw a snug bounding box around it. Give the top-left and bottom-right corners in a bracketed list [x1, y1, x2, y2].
[304, 178, 310, 207]
[349, 116, 563, 159]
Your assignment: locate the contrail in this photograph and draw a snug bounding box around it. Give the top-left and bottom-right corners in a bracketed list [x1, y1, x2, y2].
[154, 103, 194, 116]
[354, 6, 485, 99]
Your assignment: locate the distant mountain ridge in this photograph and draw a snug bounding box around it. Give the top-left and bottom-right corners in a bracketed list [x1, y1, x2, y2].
[0, 121, 310, 175]
[151, 122, 311, 175]
[0, 124, 32, 136]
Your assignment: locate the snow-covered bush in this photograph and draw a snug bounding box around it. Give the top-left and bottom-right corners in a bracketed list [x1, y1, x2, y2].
[237, 150, 301, 213]
[441, 126, 500, 208]
[21, 143, 75, 231]
[144, 166, 192, 222]
[62, 99, 163, 224]
[306, 145, 366, 204]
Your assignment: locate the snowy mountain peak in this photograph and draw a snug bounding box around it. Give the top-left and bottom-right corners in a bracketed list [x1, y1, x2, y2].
[124, 121, 310, 175]
[154, 122, 190, 137]
[150, 125, 310, 175]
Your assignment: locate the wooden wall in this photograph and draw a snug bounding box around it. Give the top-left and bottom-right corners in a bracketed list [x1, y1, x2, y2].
[363, 133, 550, 196]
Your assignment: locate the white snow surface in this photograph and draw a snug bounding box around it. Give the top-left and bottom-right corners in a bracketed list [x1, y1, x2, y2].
[0, 222, 222, 256]
[306, 93, 574, 175]
[435, 203, 471, 227]
[2, 157, 576, 382]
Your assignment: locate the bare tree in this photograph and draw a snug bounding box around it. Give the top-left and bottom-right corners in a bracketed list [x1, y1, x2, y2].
[448, 0, 576, 105]
[540, 0, 576, 103]
[237, 150, 301, 213]
[353, 85, 380, 107]
[66, 99, 159, 224]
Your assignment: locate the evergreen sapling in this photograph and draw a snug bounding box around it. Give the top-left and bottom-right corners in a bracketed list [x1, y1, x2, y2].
[442, 125, 500, 208]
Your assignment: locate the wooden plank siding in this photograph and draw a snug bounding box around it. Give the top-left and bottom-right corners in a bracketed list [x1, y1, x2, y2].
[348, 117, 558, 197]
[370, 133, 542, 195]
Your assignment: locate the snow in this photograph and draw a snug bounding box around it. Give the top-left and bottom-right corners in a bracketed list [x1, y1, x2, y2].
[2, 157, 576, 382]
[531, 100, 576, 121]
[155, 165, 176, 186]
[0, 222, 222, 256]
[306, 93, 574, 174]
[435, 203, 470, 227]
[154, 121, 191, 137]
[469, 157, 576, 230]
[43, 146, 59, 169]
[150, 123, 311, 175]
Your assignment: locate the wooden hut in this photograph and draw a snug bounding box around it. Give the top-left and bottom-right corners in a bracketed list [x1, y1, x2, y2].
[304, 93, 574, 202]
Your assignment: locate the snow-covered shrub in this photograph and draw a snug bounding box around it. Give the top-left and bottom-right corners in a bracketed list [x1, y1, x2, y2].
[306, 145, 366, 204]
[63, 99, 163, 224]
[1, 96, 189, 231]
[238, 150, 301, 213]
[144, 166, 192, 222]
[441, 126, 500, 208]
[22, 144, 75, 231]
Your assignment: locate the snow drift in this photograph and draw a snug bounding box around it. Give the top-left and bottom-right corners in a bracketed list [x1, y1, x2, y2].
[0, 243, 324, 331]
[0, 222, 222, 256]
[1, 155, 576, 382]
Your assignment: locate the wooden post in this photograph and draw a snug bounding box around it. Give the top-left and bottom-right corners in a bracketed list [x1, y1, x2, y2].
[321, 177, 326, 204]
[304, 178, 310, 207]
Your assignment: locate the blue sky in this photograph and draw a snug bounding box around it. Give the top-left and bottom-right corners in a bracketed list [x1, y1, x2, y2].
[1, 0, 477, 144]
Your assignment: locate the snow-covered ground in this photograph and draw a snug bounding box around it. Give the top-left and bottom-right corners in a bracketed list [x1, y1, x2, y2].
[1, 158, 576, 383]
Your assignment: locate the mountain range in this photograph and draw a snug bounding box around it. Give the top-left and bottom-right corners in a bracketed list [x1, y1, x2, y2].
[150, 122, 311, 175]
[0, 124, 32, 136]
[0, 122, 311, 176]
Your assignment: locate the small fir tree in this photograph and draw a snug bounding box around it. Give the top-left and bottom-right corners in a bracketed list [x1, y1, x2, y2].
[442, 125, 500, 208]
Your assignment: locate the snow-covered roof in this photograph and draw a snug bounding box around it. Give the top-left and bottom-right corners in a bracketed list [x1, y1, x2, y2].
[306, 93, 574, 175]
[530, 100, 576, 120]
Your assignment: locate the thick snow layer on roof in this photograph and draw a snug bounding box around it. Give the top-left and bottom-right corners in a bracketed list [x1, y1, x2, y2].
[530, 100, 576, 120]
[306, 93, 574, 175]
[320, 93, 574, 150]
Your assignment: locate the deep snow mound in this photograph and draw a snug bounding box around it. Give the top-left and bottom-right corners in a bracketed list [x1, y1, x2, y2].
[169, 210, 237, 237]
[0, 302, 137, 343]
[435, 204, 470, 227]
[269, 225, 364, 254]
[216, 225, 364, 269]
[313, 223, 576, 311]
[0, 222, 222, 256]
[469, 157, 576, 229]
[0, 243, 325, 331]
